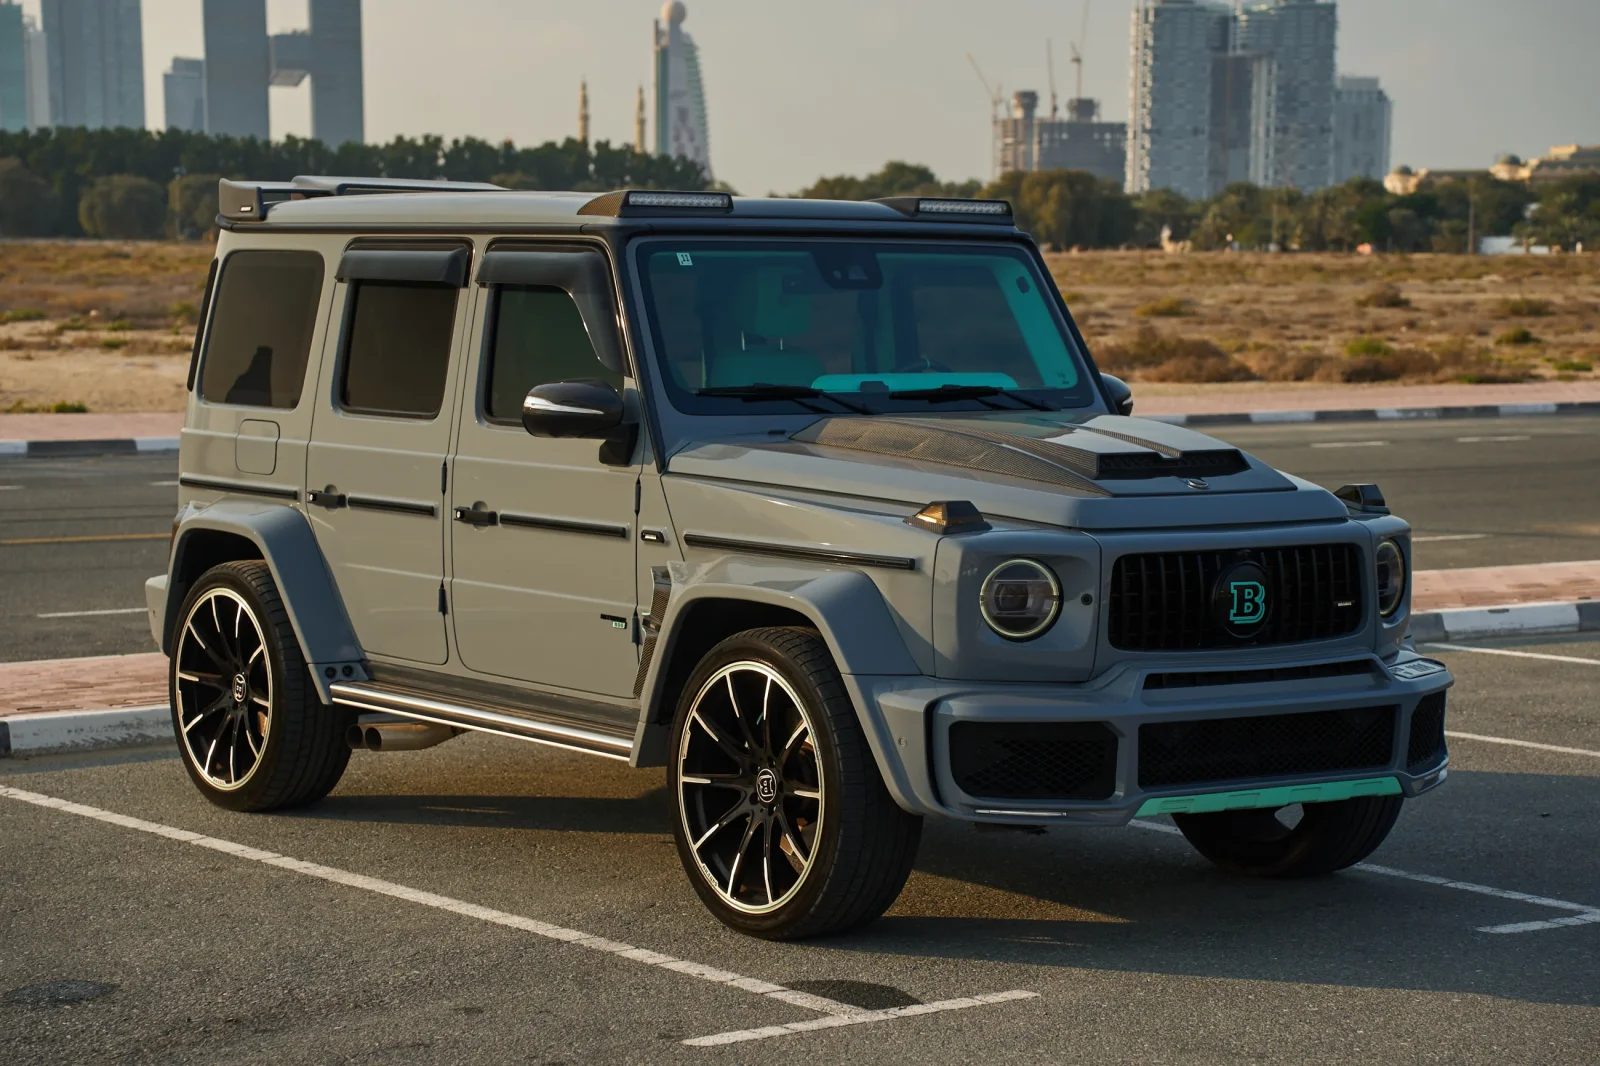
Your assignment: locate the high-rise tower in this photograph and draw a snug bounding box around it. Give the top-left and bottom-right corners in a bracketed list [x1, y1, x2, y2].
[1127, 0, 1229, 198]
[203, 0, 363, 145]
[164, 56, 205, 132]
[202, 0, 269, 139]
[1332, 75, 1390, 183]
[634, 85, 647, 154]
[578, 79, 590, 146]
[652, 1, 712, 178]
[0, 2, 26, 131]
[1236, 0, 1337, 191]
[40, 0, 144, 130]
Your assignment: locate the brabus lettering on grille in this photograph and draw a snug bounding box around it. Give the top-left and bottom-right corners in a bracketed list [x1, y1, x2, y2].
[1229, 581, 1266, 625]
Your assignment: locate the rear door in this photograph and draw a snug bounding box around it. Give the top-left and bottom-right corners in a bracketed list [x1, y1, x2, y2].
[305, 242, 473, 665]
[448, 245, 641, 697]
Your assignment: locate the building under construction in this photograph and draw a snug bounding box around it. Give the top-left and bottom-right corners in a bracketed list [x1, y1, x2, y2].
[994, 92, 1126, 184]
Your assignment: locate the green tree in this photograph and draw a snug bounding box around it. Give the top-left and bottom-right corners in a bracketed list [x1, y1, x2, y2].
[1132, 188, 1197, 246]
[1518, 175, 1600, 250]
[0, 157, 59, 236]
[79, 175, 168, 238]
[797, 161, 978, 201]
[981, 170, 1134, 250]
[168, 172, 221, 238]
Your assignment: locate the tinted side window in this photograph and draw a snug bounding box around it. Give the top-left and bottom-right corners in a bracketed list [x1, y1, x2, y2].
[199, 250, 325, 408]
[485, 285, 622, 422]
[340, 281, 458, 418]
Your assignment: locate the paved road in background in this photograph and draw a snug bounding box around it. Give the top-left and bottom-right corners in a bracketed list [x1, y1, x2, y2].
[2, 414, 1597, 662]
[3, 631, 1596, 1064]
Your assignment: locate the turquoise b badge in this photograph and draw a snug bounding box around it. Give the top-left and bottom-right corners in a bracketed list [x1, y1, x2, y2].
[1229, 580, 1266, 625]
[1213, 559, 1271, 638]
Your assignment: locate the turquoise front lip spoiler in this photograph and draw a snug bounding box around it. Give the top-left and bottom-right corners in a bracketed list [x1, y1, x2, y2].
[1136, 775, 1402, 817]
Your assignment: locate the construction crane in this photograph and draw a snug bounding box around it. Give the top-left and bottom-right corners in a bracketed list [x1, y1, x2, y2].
[1071, 0, 1091, 103]
[1047, 41, 1059, 119]
[966, 52, 1004, 120]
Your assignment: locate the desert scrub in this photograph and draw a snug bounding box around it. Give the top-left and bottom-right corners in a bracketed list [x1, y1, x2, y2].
[1094, 327, 1255, 382]
[3, 399, 88, 413]
[0, 308, 47, 323]
[1344, 336, 1393, 357]
[1134, 296, 1192, 318]
[1355, 283, 1410, 309]
[107, 319, 132, 331]
[1551, 359, 1594, 372]
[1495, 296, 1553, 317]
[1495, 327, 1538, 346]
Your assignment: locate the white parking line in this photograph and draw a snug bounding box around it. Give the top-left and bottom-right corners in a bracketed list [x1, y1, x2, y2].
[1310, 440, 1387, 449]
[1412, 534, 1490, 543]
[1457, 435, 1532, 443]
[0, 485, 21, 490]
[149, 480, 179, 486]
[0, 785, 1035, 1046]
[1445, 731, 1600, 759]
[1426, 642, 1600, 666]
[36, 607, 146, 619]
[1129, 820, 1600, 935]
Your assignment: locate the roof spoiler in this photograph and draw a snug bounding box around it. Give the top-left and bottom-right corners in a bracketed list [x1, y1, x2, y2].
[218, 175, 506, 222]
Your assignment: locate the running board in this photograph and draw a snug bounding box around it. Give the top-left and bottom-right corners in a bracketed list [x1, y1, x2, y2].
[328, 682, 634, 762]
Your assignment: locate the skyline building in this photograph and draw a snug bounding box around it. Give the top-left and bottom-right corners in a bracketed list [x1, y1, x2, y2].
[0, 1, 25, 131]
[994, 91, 1126, 185]
[41, 0, 144, 130]
[202, 0, 269, 139]
[653, 1, 712, 177]
[1332, 75, 1391, 183]
[1236, 0, 1338, 191]
[198, 0, 363, 145]
[1127, 0, 1226, 199]
[164, 56, 205, 133]
[22, 11, 47, 128]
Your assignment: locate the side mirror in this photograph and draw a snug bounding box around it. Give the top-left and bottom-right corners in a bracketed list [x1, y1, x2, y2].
[1102, 374, 1134, 417]
[521, 379, 625, 439]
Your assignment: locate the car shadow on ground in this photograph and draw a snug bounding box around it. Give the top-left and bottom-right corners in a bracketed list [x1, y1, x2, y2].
[294, 786, 676, 836]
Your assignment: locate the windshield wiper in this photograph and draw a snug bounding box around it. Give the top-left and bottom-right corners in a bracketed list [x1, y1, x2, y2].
[887, 384, 1056, 411]
[695, 384, 874, 415]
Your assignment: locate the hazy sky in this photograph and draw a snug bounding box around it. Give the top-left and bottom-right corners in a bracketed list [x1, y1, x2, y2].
[19, 1, 1600, 194]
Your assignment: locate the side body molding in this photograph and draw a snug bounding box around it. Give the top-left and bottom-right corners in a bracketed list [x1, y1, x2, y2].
[163, 501, 366, 701]
[633, 559, 923, 805]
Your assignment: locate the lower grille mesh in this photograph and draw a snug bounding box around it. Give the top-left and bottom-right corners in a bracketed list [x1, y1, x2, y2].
[1139, 706, 1397, 788]
[950, 721, 1117, 801]
[1406, 692, 1448, 770]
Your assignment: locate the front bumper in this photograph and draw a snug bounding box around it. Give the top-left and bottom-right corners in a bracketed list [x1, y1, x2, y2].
[846, 647, 1453, 825]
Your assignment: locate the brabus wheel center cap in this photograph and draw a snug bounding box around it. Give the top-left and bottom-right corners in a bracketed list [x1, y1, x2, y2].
[755, 768, 780, 805]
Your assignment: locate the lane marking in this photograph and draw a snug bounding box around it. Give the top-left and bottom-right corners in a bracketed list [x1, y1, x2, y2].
[0, 485, 21, 491]
[1309, 440, 1387, 449]
[1457, 435, 1532, 443]
[1425, 642, 1600, 666]
[36, 607, 147, 619]
[1412, 533, 1490, 543]
[0, 532, 168, 546]
[1445, 731, 1600, 759]
[1129, 820, 1600, 935]
[0, 784, 1034, 1044]
[149, 480, 179, 487]
[685, 990, 1040, 1047]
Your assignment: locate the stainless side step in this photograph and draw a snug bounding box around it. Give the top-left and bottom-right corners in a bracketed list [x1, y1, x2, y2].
[329, 682, 634, 762]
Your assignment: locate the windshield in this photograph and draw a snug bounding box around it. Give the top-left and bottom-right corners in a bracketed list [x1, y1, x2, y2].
[634, 240, 1098, 415]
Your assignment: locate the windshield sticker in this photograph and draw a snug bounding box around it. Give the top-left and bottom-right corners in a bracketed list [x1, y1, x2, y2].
[676, 252, 694, 267]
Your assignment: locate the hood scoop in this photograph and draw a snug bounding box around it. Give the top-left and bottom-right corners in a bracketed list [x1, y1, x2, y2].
[791, 416, 1251, 493]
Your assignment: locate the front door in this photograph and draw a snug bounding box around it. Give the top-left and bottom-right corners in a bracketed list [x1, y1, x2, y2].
[449, 246, 641, 698]
[306, 244, 472, 665]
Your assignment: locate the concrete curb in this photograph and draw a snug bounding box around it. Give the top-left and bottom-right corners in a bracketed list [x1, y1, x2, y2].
[0, 437, 179, 458]
[1409, 599, 1600, 644]
[1146, 400, 1600, 427]
[0, 705, 171, 756]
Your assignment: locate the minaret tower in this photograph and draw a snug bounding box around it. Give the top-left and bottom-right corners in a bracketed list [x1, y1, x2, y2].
[578, 79, 590, 146]
[633, 85, 647, 153]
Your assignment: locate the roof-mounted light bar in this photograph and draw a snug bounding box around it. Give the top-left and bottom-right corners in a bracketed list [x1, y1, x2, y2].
[577, 189, 735, 217]
[218, 175, 506, 222]
[871, 196, 1015, 223]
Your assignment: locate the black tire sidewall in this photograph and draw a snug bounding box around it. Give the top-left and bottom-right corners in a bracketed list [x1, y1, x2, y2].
[667, 631, 848, 938]
[169, 563, 298, 812]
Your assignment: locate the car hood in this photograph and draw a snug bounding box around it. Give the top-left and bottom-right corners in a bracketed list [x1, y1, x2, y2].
[664, 412, 1349, 530]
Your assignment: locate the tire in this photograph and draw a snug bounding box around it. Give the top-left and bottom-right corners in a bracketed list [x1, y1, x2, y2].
[168, 561, 352, 812]
[1172, 795, 1404, 878]
[668, 627, 922, 939]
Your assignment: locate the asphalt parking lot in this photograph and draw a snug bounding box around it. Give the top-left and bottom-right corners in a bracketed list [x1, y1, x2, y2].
[2, 414, 1598, 662]
[3, 631, 1597, 1064]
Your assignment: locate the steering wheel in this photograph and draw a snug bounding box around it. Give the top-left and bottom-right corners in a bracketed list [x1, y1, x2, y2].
[891, 358, 954, 374]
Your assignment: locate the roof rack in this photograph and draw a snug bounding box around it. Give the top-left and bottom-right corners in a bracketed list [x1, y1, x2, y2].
[577, 189, 734, 217]
[218, 175, 506, 222]
[869, 196, 1014, 223]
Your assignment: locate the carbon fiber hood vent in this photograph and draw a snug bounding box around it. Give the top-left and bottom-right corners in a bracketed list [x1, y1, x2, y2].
[790, 415, 1254, 494]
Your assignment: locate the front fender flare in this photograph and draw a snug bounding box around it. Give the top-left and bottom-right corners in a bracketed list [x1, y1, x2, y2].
[166, 501, 365, 701]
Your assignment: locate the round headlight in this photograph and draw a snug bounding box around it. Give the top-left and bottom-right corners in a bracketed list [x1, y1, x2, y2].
[979, 559, 1061, 641]
[1375, 539, 1406, 618]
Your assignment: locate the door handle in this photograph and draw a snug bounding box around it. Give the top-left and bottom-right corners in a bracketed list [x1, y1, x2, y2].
[308, 487, 347, 509]
[453, 504, 499, 527]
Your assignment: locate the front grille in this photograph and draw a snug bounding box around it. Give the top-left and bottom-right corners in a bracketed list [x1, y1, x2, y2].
[1109, 543, 1364, 651]
[1406, 692, 1448, 770]
[949, 721, 1117, 801]
[1138, 705, 1396, 788]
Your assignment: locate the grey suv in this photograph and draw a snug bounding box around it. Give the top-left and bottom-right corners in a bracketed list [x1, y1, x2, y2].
[147, 177, 1453, 939]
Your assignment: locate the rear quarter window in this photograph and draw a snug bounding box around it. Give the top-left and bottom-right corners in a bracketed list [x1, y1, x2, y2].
[198, 250, 326, 408]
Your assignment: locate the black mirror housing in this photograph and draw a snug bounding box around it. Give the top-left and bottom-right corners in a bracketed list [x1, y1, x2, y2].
[1101, 374, 1134, 416]
[521, 379, 626, 439]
